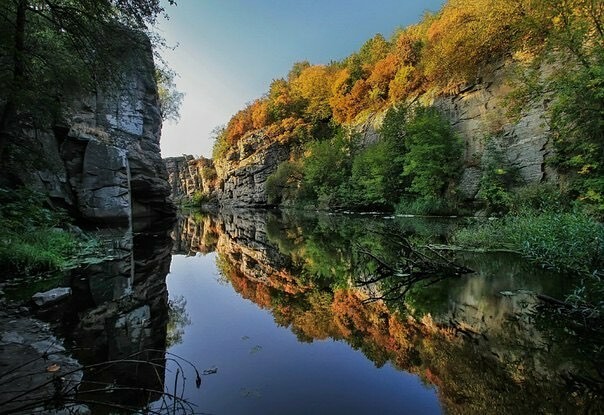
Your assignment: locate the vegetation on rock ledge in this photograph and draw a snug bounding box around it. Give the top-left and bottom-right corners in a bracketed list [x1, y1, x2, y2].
[212, 0, 604, 216]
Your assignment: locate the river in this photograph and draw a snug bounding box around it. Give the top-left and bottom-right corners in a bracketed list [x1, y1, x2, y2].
[22, 209, 604, 414]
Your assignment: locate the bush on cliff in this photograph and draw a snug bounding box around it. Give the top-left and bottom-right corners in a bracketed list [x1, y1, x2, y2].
[266, 105, 463, 212]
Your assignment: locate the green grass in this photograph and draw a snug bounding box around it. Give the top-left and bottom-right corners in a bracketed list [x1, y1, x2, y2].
[0, 187, 85, 279]
[454, 210, 603, 275]
[0, 229, 78, 275]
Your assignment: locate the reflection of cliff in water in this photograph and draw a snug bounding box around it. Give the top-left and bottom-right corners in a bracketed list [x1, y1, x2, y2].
[176, 210, 604, 414]
[56, 220, 173, 413]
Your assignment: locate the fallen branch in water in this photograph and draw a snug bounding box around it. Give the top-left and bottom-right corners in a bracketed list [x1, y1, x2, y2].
[353, 232, 473, 304]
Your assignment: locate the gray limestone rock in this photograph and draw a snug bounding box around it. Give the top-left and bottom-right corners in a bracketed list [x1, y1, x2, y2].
[3, 33, 174, 227]
[32, 287, 72, 307]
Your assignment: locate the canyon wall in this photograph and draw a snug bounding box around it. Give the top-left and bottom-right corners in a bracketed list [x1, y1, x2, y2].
[164, 64, 555, 208]
[4, 36, 174, 226]
[433, 63, 556, 201]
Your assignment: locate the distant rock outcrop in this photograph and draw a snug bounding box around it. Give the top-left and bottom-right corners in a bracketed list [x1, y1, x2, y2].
[164, 131, 290, 208]
[164, 155, 216, 202]
[4, 35, 174, 226]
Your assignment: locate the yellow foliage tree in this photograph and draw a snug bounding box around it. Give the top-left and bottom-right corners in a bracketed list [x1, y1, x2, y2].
[367, 53, 401, 104]
[251, 99, 269, 129]
[291, 65, 334, 121]
[423, 0, 528, 91]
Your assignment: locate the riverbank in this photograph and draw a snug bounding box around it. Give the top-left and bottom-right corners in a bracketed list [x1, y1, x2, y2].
[0, 301, 85, 414]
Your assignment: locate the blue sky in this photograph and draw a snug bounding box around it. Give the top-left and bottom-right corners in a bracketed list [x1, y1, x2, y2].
[158, 0, 444, 158]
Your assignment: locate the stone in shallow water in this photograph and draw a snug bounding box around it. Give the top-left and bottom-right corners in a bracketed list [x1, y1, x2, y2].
[32, 287, 72, 307]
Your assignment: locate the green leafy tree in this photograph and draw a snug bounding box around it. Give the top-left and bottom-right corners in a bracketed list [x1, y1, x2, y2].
[155, 67, 184, 123]
[301, 130, 358, 208]
[349, 106, 409, 209]
[403, 107, 463, 198]
[266, 161, 304, 205]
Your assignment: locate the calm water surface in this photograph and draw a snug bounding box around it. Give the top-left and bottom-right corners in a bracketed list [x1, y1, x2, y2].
[158, 210, 602, 414]
[43, 210, 603, 414]
[166, 253, 441, 415]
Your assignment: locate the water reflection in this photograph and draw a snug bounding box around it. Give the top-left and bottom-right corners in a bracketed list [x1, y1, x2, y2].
[173, 210, 604, 414]
[55, 221, 173, 413]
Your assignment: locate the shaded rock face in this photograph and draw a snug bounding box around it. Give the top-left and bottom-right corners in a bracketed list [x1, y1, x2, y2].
[59, 223, 172, 411]
[6, 35, 174, 225]
[434, 63, 556, 200]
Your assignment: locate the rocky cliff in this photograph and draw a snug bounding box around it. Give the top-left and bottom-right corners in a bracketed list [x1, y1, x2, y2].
[3, 36, 174, 226]
[164, 155, 216, 202]
[165, 131, 290, 207]
[433, 62, 556, 201]
[164, 64, 554, 208]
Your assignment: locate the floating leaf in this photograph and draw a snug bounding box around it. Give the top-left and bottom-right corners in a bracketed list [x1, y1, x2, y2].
[46, 364, 60, 372]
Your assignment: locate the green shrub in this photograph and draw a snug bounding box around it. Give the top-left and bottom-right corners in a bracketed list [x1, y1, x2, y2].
[266, 161, 303, 205]
[476, 141, 520, 214]
[201, 166, 217, 181]
[187, 191, 211, 206]
[508, 183, 567, 214]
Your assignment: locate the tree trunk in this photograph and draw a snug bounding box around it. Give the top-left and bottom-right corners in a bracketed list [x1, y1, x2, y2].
[0, 0, 27, 166]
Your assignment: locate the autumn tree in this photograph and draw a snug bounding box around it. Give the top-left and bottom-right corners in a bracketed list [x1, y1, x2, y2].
[367, 53, 400, 105]
[388, 28, 425, 101]
[422, 0, 527, 91]
[291, 65, 334, 121]
[251, 99, 270, 129]
[267, 78, 304, 121]
[224, 106, 253, 145]
[358, 34, 391, 69]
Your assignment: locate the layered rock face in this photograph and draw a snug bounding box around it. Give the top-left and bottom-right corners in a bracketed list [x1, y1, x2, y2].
[215, 132, 290, 207]
[164, 131, 290, 207]
[6, 35, 174, 225]
[433, 63, 556, 200]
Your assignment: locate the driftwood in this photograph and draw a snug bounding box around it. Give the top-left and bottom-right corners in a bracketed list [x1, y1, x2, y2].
[354, 230, 473, 304]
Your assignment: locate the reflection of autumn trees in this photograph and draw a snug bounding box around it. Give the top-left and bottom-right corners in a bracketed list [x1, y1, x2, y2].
[219, 258, 592, 413]
[178, 212, 601, 413]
